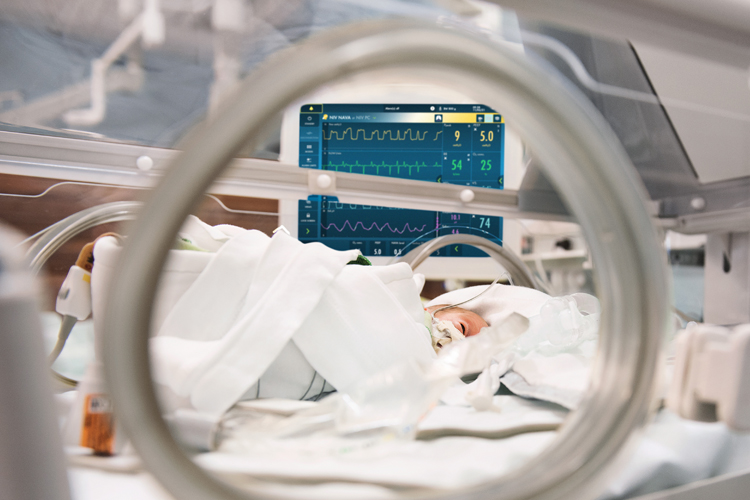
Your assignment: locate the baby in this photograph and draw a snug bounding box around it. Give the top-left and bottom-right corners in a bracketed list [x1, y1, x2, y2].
[425, 304, 488, 338]
[424, 303, 489, 352]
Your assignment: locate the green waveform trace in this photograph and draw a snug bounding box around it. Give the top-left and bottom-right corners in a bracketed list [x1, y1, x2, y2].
[324, 127, 443, 142]
[325, 161, 442, 176]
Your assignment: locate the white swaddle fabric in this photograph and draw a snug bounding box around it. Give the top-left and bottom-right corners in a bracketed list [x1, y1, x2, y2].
[178, 235, 361, 413]
[155, 229, 271, 341]
[427, 284, 552, 327]
[428, 284, 599, 410]
[92, 220, 435, 415]
[91, 233, 214, 360]
[297, 263, 432, 394]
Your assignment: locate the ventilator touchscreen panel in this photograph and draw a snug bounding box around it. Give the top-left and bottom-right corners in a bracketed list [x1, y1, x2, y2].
[299, 104, 504, 187]
[299, 197, 502, 257]
[298, 104, 504, 257]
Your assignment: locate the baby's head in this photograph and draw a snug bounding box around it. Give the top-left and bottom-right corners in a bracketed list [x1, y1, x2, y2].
[425, 304, 488, 338]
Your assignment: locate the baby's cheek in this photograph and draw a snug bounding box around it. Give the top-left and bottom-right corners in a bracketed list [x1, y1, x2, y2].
[469, 316, 488, 336]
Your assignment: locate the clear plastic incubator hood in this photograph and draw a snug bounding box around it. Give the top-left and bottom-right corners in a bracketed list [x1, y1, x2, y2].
[22, 0, 750, 499]
[97, 17, 670, 500]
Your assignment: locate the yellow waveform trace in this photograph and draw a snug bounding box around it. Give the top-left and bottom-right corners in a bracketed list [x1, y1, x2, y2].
[324, 127, 443, 142]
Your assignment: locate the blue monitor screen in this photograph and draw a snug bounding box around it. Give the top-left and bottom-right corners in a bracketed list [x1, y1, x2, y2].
[298, 104, 504, 257]
[299, 197, 502, 258]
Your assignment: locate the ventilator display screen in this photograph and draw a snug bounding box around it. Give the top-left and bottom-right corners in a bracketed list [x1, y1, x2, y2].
[299, 197, 502, 258]
[297, 104, 504, 257]
[299, 104, 504, 188]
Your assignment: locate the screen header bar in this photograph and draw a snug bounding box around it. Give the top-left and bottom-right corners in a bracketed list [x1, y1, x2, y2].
[300, 104, 498, 113]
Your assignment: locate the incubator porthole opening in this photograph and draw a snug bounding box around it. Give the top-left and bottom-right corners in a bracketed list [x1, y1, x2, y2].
[99, 18, 668, 500]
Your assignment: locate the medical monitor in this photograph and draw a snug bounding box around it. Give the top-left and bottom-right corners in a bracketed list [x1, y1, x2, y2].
[297, 104, 504, 258]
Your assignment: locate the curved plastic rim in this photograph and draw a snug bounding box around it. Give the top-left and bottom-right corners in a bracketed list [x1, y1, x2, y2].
[26, 201, 141, 274]
[24, 201, 142, 387]
[395, 233, 540, 290]
[103, 19, 670, 500]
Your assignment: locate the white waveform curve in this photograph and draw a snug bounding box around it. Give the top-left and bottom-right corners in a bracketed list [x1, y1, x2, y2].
[323, 219, 429, 235]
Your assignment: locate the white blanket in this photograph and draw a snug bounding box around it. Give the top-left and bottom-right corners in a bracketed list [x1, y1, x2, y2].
[426, 283, 552, 328]
[428, 284, 597, 409]
[91, 221, 435, 416]
[197, 395, 561, 490]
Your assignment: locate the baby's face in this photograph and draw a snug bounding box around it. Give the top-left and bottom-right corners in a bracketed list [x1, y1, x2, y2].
[426, 305, 488, 337]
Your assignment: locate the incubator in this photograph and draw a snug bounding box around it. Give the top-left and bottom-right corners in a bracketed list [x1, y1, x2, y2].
[1, 1, 750, 500]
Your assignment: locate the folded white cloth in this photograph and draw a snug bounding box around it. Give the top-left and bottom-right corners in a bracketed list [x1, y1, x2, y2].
[92, 220, 435, 416]
[427, 284, 552, 327]
[428, 285, 599, 410]
[416, 394, 566, 439]
[198, 396, 559, 490]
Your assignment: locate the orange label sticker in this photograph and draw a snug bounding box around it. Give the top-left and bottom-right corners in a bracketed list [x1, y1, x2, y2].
[80, 393, 115, 456]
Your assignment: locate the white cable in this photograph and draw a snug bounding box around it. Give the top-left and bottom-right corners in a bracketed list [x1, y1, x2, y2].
[429, 272, 510, 320]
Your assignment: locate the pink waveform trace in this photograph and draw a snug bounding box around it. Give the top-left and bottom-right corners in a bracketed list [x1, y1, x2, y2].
[322, 220, 427, 234]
